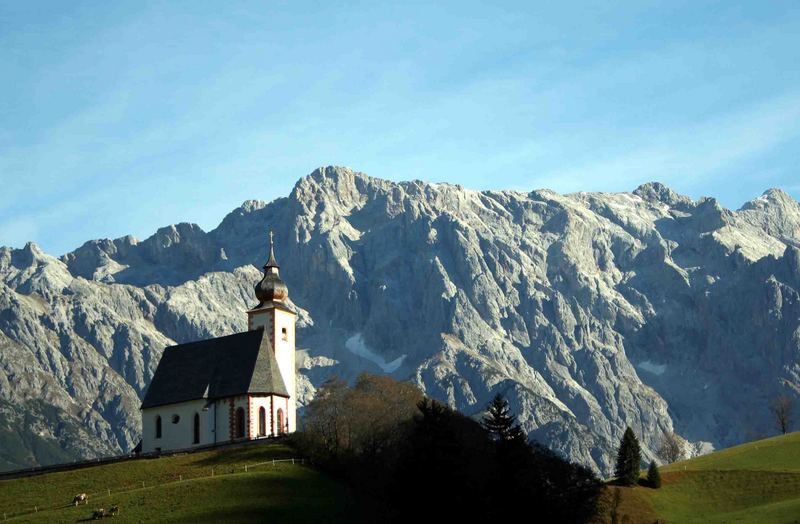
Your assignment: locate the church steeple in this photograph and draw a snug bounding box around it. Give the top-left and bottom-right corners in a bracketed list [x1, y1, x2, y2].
[265, 230, 279, 271]
[254, 230, 288, 305]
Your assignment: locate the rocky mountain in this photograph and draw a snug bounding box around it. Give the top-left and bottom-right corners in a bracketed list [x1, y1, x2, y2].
[1, 166, 798, 475]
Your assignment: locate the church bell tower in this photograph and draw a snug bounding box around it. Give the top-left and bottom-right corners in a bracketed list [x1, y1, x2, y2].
[248, 231, 297, 433]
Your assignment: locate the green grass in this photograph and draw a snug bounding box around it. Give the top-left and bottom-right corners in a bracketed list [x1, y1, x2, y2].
[0, 442, 350, 523]
[596, 432, 800, 524]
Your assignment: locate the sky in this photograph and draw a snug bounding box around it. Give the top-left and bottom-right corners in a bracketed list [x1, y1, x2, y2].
[1, 1, 799, 255]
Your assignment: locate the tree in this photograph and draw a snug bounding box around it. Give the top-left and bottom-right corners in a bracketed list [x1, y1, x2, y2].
[614, 427, 642, 486]
[482, 393, 526, 444]
[657, 432, 685, 464]
[647, 460, 661, 488]
[770, 394, 793, 435]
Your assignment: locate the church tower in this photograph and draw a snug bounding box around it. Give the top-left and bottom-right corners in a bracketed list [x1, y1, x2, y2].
[248, 231, 297, 433]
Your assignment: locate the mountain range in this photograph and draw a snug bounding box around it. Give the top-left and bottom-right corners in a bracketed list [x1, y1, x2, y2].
[1, 166, 798, 475]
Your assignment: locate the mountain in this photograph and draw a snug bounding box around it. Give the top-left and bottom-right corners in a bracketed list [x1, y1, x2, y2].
[1, 166, 798, 475]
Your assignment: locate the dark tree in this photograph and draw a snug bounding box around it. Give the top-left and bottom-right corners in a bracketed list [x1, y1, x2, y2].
[483, 393, 526, 444]
[614, 427, 642, 486]
[770, 394, 793, 435]
[647, 460, 661, 488]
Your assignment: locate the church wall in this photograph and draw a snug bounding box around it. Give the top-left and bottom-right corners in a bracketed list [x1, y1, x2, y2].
[272, 308, 297, 433]
[248, 394, 287, 437]
[141, 396, 261, 453]
[141, 399, 213, 453]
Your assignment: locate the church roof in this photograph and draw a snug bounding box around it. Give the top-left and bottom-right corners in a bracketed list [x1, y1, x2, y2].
[140, 329, 289, 409]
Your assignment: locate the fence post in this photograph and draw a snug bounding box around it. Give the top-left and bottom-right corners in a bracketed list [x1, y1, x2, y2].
[292, 458, 295, 465]
[212, 468, 214, 477]
[272, 459, 275, 467]
[108, 488, 111, 496]
[179, 475, 182, 482]
[34, 506, 38, 512]
[142, 480, 146, 488]
[244, 465, 248, 473]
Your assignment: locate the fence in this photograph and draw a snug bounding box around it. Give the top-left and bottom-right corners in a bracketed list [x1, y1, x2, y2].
[0, 436, 288, 481]
[1, 453, 305, 521]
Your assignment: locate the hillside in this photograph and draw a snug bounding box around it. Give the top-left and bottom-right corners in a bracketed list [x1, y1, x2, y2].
[598, 431, 800, 523]
[0, 441, 349, 523]
[1, 166, 799, 475]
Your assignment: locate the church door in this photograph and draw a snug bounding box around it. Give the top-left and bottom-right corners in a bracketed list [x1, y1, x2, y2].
[235, 407, 245, 439]
[276, 409, 285, 435]
[258, 407, 266, 437]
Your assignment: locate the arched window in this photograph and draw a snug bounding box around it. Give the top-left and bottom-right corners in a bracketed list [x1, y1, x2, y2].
[281, 327, 288, 341]
[193, 413, 200, 444]
[258, 407, 266, 437]
[235, 407, 245, 439]
[276, 409, 285, 435]
[155, 416, 162, 439]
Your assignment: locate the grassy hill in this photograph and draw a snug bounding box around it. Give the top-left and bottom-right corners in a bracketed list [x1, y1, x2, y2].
[0, 441, 350, 523]
[596, 431, 800, 524]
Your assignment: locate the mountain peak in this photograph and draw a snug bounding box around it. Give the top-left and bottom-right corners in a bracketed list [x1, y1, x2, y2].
[633, 182, 693, 208]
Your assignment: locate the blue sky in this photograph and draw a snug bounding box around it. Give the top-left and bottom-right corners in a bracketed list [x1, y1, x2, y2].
[1, 1, 799, 255]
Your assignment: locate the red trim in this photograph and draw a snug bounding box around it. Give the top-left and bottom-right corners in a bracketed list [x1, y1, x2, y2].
[247, 396, 252, 439]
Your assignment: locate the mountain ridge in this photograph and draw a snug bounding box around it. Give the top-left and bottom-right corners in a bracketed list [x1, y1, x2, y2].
[1, 166, 798, 475]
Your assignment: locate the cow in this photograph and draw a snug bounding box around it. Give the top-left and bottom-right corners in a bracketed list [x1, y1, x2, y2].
[92, 508, 106, 520]
[109, 505, 120, 516]
[73, 493, 88, 506]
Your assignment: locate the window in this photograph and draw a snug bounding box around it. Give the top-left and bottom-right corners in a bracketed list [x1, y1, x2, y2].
[281, 327, 288, 341]
[276, 409, 285, 435]
[258, 407, 266, 437]
[193, 413, 200, 444]
[155, 416, 162, 439]
[171, 414, 180, 424]
[235, 407, 245, 439]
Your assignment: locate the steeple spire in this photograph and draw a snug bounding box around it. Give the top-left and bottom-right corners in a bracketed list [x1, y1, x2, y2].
[265, 230, 279, 270]
[254, 229, 288, 305]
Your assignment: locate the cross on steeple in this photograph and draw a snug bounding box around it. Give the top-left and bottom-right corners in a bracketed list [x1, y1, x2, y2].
[265, 229, 279, 270]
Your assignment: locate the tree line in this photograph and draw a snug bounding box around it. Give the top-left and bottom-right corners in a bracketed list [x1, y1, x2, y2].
[292, 373, 603, 523]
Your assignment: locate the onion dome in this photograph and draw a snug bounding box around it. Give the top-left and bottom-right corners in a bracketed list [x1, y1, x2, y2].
[255, 231, 289, 304]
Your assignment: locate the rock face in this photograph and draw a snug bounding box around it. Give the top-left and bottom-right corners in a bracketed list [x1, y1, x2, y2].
[1, 167, 798, 475]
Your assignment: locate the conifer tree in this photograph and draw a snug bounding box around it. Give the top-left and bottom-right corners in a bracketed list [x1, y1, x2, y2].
[647, 460, 661, 488]
[614, 427, 642, 486]
[483, 393, 525, 443]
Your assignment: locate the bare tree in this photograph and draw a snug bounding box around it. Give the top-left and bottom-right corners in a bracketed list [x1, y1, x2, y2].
[656, 432, 685, 464]
[770, 394, 793, 435]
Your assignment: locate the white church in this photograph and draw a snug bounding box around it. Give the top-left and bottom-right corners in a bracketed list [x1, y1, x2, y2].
[140, 234, 297, 453]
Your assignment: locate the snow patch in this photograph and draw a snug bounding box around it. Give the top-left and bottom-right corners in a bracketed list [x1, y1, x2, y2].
[638, 360, 667, 375]
[345, 333, 406, 373]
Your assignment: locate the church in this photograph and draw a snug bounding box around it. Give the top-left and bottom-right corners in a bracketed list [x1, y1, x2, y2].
[140, 234, 297, 453]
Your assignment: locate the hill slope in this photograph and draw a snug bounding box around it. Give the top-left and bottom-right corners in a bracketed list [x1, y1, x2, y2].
[1, 166, 799, 475]
[599, 432, 800, 523]
[0, 441, 349, 523]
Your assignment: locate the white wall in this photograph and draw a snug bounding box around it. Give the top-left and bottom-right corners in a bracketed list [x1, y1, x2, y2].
[141, 399, 211, 453]
[141, 394, 288, 453]
[272, 308, 297, 433]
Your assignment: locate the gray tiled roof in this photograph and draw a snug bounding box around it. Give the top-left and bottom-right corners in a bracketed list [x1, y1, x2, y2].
[140, 329, 289, 409]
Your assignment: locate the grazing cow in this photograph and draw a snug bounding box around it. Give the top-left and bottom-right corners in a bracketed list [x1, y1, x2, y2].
[92, 508, 106, 520]
[109, 505, 119, 516]
[73, 493, 88, 506]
